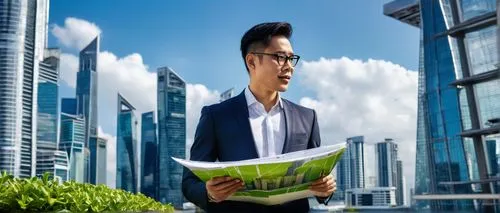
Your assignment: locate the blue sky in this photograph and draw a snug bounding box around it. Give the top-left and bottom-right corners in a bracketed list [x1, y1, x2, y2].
[49, 0, 419, 101]
[47, 0, 420, 190]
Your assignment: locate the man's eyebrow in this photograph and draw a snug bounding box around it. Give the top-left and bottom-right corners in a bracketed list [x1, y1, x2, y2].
[273, 51, 295, 55]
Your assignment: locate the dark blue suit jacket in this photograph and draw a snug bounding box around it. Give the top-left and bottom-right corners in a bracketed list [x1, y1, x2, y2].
[182, 91, 329, 213]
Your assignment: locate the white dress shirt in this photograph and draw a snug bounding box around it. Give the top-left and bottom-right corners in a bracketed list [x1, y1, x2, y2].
[244, 87, 286, 157]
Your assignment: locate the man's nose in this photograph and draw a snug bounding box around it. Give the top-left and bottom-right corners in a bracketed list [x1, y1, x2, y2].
[281, 61, 294, 73]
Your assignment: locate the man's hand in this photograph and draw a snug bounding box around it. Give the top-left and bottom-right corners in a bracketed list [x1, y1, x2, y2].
[309, 174, 336, 198]
[206, 176, 245, 203]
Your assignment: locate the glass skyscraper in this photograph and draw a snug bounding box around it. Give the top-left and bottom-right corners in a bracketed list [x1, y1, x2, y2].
[385, 0, 499, 211]
[0, 0, 50, 178]
[36, 48, 61, 177]
[116, 94, 138, 193]
[141, 111, 158, 199]
[76, 36, 99, 147]
[59, 113, 85, 183]
[90, 137, 107, 185]
[335, 136, 365, 201]
[157, 66, 186, 208]
[75, 36, 99, 183]
[348, 136, 365, 189]
[375, 138, 398, 188]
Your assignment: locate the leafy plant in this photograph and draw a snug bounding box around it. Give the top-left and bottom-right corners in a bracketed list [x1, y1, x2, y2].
[0, 171, 173, 212]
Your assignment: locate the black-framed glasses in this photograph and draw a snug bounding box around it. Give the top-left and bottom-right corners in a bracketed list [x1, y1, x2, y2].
[251, 52, 300, 67]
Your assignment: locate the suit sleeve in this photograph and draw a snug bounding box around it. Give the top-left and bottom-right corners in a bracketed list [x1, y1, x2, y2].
[182, 106, 217, 210]
[308, 109, 333, 205]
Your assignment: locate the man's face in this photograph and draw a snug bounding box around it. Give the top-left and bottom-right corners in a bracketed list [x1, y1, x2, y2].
[249, 35, 295, 92]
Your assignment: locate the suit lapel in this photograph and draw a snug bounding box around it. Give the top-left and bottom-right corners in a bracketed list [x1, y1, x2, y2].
[281, 99, 294, 154]
[234, 91, 259, 158]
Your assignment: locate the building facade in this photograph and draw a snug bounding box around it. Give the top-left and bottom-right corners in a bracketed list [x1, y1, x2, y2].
[75, 36, 99, 183]
[335, 136, 366, 201]
[90, 137, 107, 185]
[59, 113, 85, 183]
[396, 160, 404, 206]
[76, 36, 99, 147]
[141, 111, 158, 199]
[375, 139, 398, 188]
[35, 150, 69, 183]
[36, 48, 61, 177]
[0, 0, 50, 178]
[157, 67, 186, 208]
[116, 94, 138, 193]
[384, 0, 499, 211]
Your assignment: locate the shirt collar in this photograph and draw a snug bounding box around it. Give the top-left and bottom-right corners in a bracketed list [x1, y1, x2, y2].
[244, 86, 283, 109]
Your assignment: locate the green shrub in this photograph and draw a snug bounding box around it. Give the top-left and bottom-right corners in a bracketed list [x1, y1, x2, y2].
[0, 171, 173, 212]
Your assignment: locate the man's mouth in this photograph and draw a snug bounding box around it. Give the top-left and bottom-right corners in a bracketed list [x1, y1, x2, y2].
[278, 75, 291, 80]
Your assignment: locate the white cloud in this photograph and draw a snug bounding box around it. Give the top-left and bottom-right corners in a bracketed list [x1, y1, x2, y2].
[52, 17, 101, 50]
[297, 57, 418, 188]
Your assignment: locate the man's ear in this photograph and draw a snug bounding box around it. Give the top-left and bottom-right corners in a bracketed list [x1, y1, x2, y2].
[246, 54, 256, 70]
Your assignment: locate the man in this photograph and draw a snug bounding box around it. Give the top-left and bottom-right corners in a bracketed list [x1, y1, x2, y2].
[182, 22, 336, 212]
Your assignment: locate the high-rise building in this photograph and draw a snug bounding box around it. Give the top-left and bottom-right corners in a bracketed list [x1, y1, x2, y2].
[335, 136, 365, 201]
[36, 48, 61, 177]
[220, 88, 235, 102]
[0, 0, 50, 178]
[116, 94, 138, 193]
[61, 98, 77, 115]
[35, 150, 69, 183]
[90, 137, 107, 185]
[334, 149, 347, 201]
[59, 113, 85, 183]
[36, 49, 61, 151]
[348, 136, 365, 189]
[75, 36, 99, 183]
[384, 0, 499, 211]
[396, 160, 404, 206]
[157, 66, 186, 208]
[141, 111, 158, 199]
[76, 36, 99, 147]
[375, 139, 398, 188]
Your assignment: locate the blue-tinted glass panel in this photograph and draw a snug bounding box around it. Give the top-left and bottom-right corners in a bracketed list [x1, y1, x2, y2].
[474, 79, 500, 128]
[465, 26, 498, 75]
[460, 0, 496, 21]
[37, 81, 59, 146]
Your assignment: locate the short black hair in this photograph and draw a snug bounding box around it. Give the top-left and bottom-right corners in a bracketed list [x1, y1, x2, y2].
[240, 22, 293, 72]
